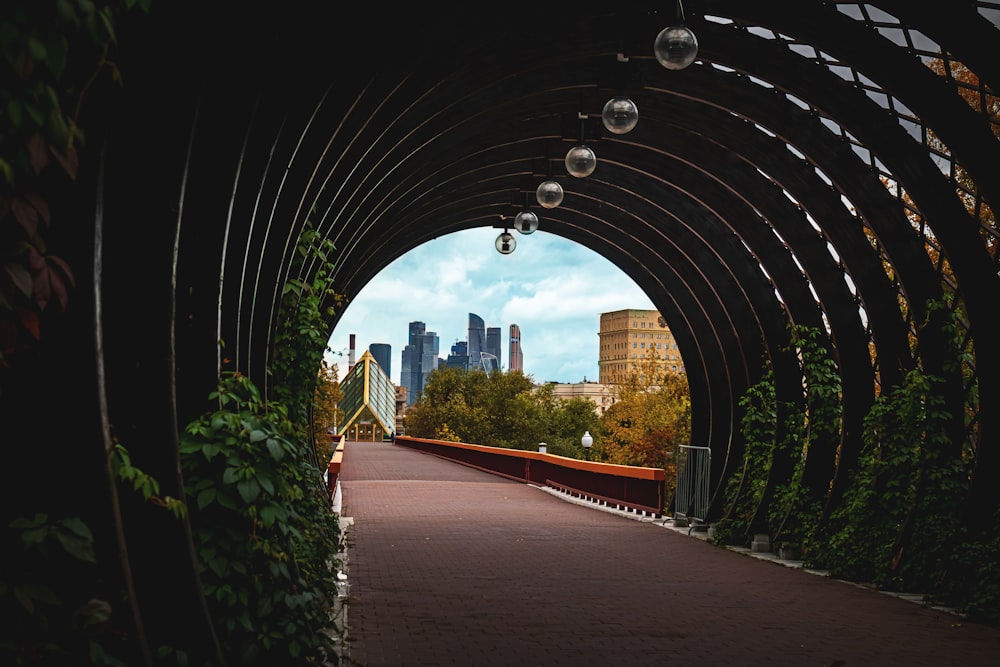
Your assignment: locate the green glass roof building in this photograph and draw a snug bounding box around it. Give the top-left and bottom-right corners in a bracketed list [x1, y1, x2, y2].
[337, 350, 396, 441]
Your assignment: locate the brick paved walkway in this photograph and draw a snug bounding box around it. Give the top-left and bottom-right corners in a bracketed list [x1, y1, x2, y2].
[338, 441, 1000, 666]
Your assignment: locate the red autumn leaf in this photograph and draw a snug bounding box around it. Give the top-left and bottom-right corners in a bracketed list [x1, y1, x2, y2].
[53, 144, 79, 181]
[32, 264, 52, 311]
[11, 195, 39, 238]
[47, 254, 75, 288]
[21, 191, 50, 228]
[16, 304, 41, 341]
[26, 246, 45, 272]
[28, 133, 50, 175]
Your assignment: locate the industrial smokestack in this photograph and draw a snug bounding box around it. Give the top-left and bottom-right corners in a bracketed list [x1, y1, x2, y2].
[349, 334, 356, 371]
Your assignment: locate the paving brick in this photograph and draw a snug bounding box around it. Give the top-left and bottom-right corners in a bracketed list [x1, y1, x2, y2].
[339, 441, 1000, 666]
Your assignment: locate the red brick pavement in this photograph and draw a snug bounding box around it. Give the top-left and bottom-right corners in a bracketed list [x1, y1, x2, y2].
[338, 441, 1000, 666]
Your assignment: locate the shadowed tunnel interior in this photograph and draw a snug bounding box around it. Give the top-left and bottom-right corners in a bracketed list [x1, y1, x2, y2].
[2, 0, 999, 658]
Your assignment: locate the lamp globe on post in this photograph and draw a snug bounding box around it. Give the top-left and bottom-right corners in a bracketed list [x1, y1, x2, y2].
[581, 430, 593, 460]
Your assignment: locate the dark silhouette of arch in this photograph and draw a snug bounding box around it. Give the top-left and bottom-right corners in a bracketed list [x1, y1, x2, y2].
[3, 0, 998, 656]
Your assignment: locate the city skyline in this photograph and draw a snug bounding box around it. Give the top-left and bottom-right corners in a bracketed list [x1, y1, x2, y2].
[326, 227, 655, 385]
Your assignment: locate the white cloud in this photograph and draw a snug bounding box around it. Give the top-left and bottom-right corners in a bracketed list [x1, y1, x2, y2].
[328, 228, 654, 386]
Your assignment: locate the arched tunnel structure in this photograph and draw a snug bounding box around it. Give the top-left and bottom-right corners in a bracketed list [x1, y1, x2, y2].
[2, 0, 999, 658]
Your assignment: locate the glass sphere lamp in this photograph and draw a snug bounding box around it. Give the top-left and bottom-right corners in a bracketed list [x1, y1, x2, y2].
[495, 231, 516, 255]
[602, 96, 638, 134]
[654, 25, 698, 70]
[535, 179, 564, 209]
[565, 145, 597, 178]
[514, 208, 539, 235]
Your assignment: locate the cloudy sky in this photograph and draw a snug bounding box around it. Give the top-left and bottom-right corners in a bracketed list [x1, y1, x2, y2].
[326, 227, 654, 386]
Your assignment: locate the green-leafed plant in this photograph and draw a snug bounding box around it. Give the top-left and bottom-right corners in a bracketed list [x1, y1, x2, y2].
[715, 325, 841, 553]
[811, 299, 972, 594]
[178, 217, 347, 664]
[0, 442, 182, 665]
[180, 372, 342, 665]
[711, 368, 776, 547]
[770, 325, 841, 557]
[812, 368, 958, 588]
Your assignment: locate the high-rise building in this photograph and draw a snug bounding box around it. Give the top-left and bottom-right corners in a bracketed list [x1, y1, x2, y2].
[508, 324, 523, 373]
[467, 313, 486, 371]
[446, 340, 469, 369]
[486, 326, 501, 370]
[598, 309, 683, 384]
[369, 342, 391, 379]
[401, 321, 439, 405]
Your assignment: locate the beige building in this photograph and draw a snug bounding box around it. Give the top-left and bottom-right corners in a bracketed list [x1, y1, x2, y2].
[549, 381, 613, 416]
[598, 308, 684, 385]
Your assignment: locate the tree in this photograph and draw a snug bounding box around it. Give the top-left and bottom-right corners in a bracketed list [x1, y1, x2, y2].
[598, 346, 691, 469]
[312, 359, 343, 464]
[404, 366, 601, 457]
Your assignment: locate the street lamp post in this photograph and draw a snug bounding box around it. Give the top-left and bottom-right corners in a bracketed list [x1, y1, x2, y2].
[581, 430, 593, 460]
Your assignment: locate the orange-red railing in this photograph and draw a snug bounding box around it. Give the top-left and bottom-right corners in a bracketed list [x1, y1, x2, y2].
[326, 434, 346, 498]
[393, 435, 666, 516]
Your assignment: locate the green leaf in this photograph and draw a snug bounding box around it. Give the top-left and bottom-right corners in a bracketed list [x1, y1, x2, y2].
[197, 487, 217, 509]
[259, 476, 275, 496]
[58, 516, 93, 540]
[266, 437, 285, 461]
[55, 531, 96, 563]
[237, 478, 260, 504]
[259, 503, 287, 527]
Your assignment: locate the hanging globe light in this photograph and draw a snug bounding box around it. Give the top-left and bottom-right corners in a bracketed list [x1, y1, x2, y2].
[654, 25, 698, 70]
[513, 208, 539, 235]
[602, 96, 638, 134]
[535, 180, 564, 209]
[495, 230, 516, 254]
[565, 145, 597, 178]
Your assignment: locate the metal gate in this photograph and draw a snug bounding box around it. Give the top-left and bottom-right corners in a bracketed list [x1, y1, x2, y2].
[674, 445, 711, 526]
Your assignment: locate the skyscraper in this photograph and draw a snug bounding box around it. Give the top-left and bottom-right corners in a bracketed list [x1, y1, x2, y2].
[467, 313, 486, 371]
[509, 324, 523, 373]
[369, 342, 391, 379]
[401, 321, 439, 405]
[446, 340, 469, 369]
[486, 326, 501, 370]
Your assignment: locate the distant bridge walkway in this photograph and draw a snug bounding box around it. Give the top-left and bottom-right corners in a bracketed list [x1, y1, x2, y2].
[338, 440, 1000, 666]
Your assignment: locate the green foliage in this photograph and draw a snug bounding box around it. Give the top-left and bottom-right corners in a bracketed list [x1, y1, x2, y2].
[180, 372, 343, 665]
[597, 367, 690, 469]
[172, 213, 348, 664]
[932, 511, 1000, 624]
[311, 360, 343, 465]
[271, 224, 343, 433]
[712, 369, 776, 547]
[770, 325, 841, 554]
[110, 441, 186, 519]
[0, 437, 190, 665]
[715, 325, 841, 553]
[405, 367, 600, 456]
[812, 367, 969, 590]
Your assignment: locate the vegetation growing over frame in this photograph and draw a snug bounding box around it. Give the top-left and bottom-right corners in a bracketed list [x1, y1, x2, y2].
[713, 314, 998, 623]
[178, 219, 348, 664]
